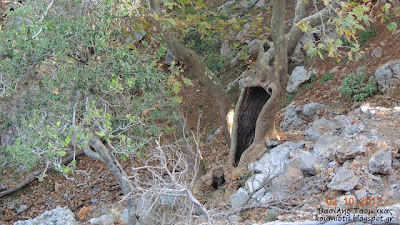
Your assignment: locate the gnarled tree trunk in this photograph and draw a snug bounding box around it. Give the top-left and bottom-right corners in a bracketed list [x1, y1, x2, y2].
[229, 0, 341, 168]
[229, 0, 287, 168]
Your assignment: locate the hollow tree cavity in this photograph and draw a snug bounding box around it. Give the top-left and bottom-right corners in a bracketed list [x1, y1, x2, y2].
[234, 87, 270, 166]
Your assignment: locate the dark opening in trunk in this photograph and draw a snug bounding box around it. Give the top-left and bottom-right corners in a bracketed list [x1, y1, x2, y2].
[234, 86, 270, 165]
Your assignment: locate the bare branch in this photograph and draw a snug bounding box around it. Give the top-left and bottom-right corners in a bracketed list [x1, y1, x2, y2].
[38, 0, 54, 23]
[287, 0, 340, 51]
[0, 148, 84, 198]
[32, 0, 54, 38]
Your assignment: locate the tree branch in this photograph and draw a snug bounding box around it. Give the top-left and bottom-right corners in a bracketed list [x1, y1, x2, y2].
[0, 149, 84, 198]
[148, 0, 232, 146]
[292, 0, 307, 26]
[257, 0, 341, 69]
[287, 0, 341, 52]
[88, 135, 137, 225]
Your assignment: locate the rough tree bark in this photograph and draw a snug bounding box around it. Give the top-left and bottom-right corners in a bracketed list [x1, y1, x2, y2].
[229, 0, 341, 168]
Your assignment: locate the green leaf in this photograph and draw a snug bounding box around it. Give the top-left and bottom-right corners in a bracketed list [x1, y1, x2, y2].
[38, 172, 47, 182]
[64, 166, 70, 174]
[57, 151, 67, 157]
[387, 22, 397, 32]
[167, 18, 177, 26]
[97, 130, 105, 137]
[170, 96, 182, 104]
[182, 77, 194, 86]
[382, 3, 391, 12]
[196, 1, 206, 8]
[296, 21, 310, 32]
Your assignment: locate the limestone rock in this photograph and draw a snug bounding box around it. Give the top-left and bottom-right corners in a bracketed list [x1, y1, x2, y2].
[89, 214, 114, 225]
[248, 141, 304, 176]
[217, 1, 235, 10]
[133, 30, 146, 43]
[245, 173, 269, 193]
[230, 188, 248, 209]
[247, 39, 262, 58]
[304, 118, 337, 140]
[302, 103, 327, 118]
[266, 140, 279, 149]
[271, 168, 304, 199]
[290, 33, 315, 62]
[289, 149, 321, 175]
[355, 188, 368, 199]
[327, 168, 359, 191]
[14, 206, 77, 225]
[335, 136, 369, 163]
[369, 148, 392, 174]
[220, 40, 233, 58]
[371, 46, 383, 58]
[165, 49, 177, 65]
[313, 134, 341, 160]
[280, 104, 305, 132]
[375, 59, 400, 92]
[286, 66, 310, 93]
[239, 0, 268, 8]
[390, 184, 400, 200]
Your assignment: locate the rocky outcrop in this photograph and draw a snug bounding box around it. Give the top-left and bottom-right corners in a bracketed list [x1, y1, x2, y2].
[375, 59, 400, 92]
[280, 103, 305, 132]
[327, 168, 359, 191]
[14, 206, 76, 225]
[286, 66, 310, 93]
[230, 103, 400, 224]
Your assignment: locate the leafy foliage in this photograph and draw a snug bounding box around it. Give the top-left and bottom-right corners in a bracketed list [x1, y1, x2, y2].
[184, 31, 226, 73]
[338, 72, 378, 101]
[359, 27, 378, 46]
[321, 72, 333, 84]
[0, 0, 178, 174]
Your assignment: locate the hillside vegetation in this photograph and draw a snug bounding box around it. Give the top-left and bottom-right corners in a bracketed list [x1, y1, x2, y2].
[1, 0, 400, 224]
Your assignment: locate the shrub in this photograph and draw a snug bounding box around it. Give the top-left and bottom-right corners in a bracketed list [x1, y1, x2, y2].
[338, 72, 378, 101]
[281, 92, 298, 107]
[310, 72, 318, 83]
[184, 30, 226, 74]
[0, 0, 178, 175]
[321, 72, 333, 84]
[359, 27, 378, 46]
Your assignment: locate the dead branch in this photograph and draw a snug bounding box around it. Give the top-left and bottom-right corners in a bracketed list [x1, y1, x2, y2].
[0, 148, 84, 198]
[155, 140, 212, 223]
[128, 138, 211, 224]
[241, 173, 277, 206]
